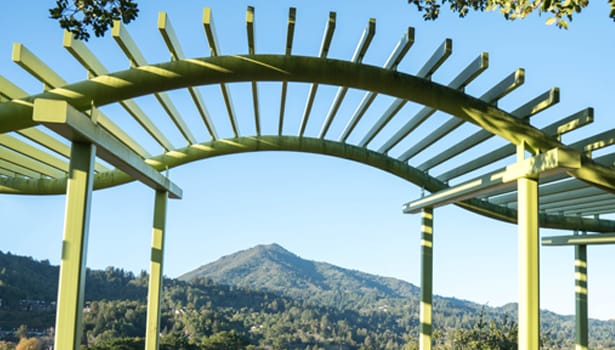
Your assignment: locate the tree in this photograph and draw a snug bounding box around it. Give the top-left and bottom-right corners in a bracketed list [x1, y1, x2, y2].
[14, 325, 28, 340]
[15, 338, 40, 350]
[49, 0, 139, 41]
[408, 0, 615, 29]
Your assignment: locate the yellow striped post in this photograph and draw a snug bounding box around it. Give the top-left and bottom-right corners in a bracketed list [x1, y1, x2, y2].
[575, 242, 588, 350]
[54, 142, 96, 350]
[420, 207, 433, 350]
[145, 190, 168, 350]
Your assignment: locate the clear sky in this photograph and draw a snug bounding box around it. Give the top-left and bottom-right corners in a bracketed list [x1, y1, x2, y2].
[1, 0, 614, 321]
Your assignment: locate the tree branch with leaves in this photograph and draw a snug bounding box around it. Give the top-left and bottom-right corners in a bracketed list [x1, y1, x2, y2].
[408, 0, 615, 28]
[49, 0, 139, 41]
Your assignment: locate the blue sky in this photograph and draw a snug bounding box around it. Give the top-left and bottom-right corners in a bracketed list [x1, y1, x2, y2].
[1, 0, 614, 321]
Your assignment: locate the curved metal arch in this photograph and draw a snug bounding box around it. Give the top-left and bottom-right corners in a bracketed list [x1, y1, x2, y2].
[2, 135, 614, 232]
[1, 55, 613, 192]
[0, 54, 577, 151]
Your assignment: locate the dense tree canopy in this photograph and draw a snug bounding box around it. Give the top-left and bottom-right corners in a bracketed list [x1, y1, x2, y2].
[408, 0, 615, 28]
[49, 0, 139, 40]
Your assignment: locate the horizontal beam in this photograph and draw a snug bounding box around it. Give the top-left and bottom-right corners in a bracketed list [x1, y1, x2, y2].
[32, 99, 182, 199]
[403, 147, 580, 213]
[542, 233, 615, 246]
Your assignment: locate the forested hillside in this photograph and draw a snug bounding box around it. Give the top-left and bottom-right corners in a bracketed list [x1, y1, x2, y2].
[1, 248, 614, 349]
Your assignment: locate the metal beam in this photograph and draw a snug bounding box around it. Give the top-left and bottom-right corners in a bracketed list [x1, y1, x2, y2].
[158, 13, 217, 141]
[416, 69, 525, 169]
[145, 190, 168, 350]
[13, 42, 146, 162]
[381, 52, 488, 156]
[113, 21, 196, 145]
[54, 142, 95, 350]
[359, 39, 452, 148]
[403, 147, 580, 214]
[202, 8, 239, 137]
[64, 31, 169, 154]
[562, 203, 615, 217]
[298, 11, 336, 137]
[339, 27, 414, 142]
[246, 6, 261, 136]
[0, 158, 40, 178]
[0, 132, 612, 231]
[278, 7, 296, 135]
[541, 192, 613, 211]
[542, 233, 615, 246]
[0, 145, 65, 178]
[0, 134, 69, 172]
[32, 99, 182, 199]
[2, 55, 614, 193]
[436, 88, 560, 178]
[432, 107, 593, 181]
[319, 17, 375, 139]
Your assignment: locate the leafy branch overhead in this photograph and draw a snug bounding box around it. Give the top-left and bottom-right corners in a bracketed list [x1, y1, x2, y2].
[408, 0, 615, 28]
[49, 0, 139, 41]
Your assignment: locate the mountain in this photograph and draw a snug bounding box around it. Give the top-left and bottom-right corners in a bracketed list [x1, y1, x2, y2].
[3, 246, 615, 349]
[178, 243, 615, 348]
[179, 243, 421, 311]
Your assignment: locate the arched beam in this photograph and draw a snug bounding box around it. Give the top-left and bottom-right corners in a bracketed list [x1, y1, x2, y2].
[2, 135, 614, 232]
[0, 55, 612, 192]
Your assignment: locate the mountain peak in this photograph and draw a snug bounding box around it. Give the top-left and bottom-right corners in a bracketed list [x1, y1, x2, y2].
[178, 244, 419, 310]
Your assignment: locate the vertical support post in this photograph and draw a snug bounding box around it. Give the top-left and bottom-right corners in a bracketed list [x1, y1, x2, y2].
[54, 142, 96, 350]
[145, 190, 168, 350]
[517, 143, 540, 350]
[575, 239, 588, 350]
[419, 207, 434, 350]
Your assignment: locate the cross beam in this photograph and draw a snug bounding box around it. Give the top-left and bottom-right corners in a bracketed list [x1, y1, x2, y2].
[403, 147, 580, 214]
[32, 99, 182, 199]
[542, 232, 615, 246]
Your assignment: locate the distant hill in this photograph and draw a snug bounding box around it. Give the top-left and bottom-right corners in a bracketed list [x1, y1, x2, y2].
[178, 243, 615, 348]
[2, 246, 615, 349]
[179, 243, 420, 311]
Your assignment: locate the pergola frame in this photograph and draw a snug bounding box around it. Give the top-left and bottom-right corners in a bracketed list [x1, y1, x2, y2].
[1, 6, 614, 350]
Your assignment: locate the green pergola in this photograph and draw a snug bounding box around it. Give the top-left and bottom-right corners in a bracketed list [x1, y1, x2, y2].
[1, 6, 614, 350]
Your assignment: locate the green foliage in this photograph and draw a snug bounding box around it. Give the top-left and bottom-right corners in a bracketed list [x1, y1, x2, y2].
[201, 331, 249, 349]
[451, 308, 517, 349]
[15, 337, 40, 350]
[407, 0, 615, 28]
[3, 248, 615, 349]
[86, 337, 143, 350]
[48, 0, 139, 41]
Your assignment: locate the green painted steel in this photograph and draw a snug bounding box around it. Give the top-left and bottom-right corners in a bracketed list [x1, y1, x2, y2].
[517, 144, 540, 350]
[575, 244, 588, 350]
[54, 142, 95, 350]
[419, 208, 433, 350]
[542, 233, 615, 245]
[145, 190, 168, 350]
[1, 55, 614, 193]
[2, 135, 614, 232]
[32, 99, 182, 199]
